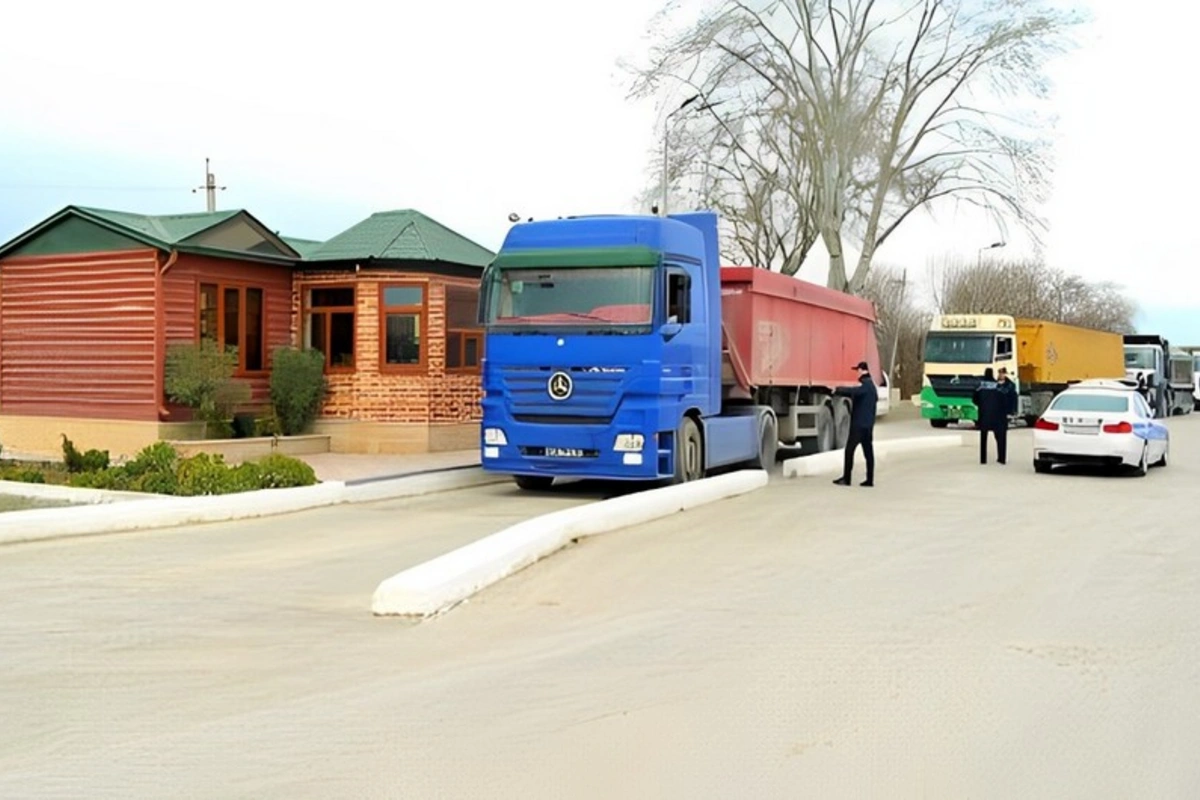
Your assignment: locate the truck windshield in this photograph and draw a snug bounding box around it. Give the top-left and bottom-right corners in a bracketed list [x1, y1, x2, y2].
[923, 333, 994, 364]
[1124, 348, 1156, 370]
[483, 266, 654, 328]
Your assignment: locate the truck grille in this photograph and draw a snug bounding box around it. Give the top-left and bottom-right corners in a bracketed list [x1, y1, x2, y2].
[500, 366, 627, 421]
[928, 374, 984, 399]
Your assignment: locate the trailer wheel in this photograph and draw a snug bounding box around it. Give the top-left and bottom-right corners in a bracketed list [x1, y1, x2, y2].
[673, 417, 705, 484]
[816, 405, 836, 453]
[755, 410, 778, 471]
[832, 398, 851, 449]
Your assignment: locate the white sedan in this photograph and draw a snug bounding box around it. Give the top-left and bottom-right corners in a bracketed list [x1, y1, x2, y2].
[1032, 380, 1169, 476]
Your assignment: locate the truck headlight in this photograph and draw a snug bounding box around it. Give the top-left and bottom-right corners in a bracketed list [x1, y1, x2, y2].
[484, 428, 507, 446]
[613, 433, 644, 452]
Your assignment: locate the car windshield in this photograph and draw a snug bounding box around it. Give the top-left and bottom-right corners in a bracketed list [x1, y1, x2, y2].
[1193, 355, 1200, 371]
[923, 333, 995, 364]
[1124, 348, 1156, 369]
[482, 266, 654, 328]
[1050, 393, 1129, 413]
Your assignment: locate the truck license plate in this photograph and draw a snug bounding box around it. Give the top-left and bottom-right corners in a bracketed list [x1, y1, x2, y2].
[545, 447, 585, 458]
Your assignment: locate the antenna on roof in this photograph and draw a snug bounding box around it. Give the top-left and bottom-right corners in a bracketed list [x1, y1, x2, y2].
[192, 157, 227, 212]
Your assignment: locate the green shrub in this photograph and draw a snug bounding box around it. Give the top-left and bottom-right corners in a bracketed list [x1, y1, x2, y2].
[60, 434, 110, 473]
[269, 347, 327, 435]
[175, 452, 238, 496]
[232, 413, 258, 439]
[165, 341, 252, 438]
[69, 469, 130, 491]
[230, 461, 264, 492]
[133, 469, 179, 495]
[253, 454, 318, 488]
[123, 441, 179, 478]
[0, 466, 46, 484]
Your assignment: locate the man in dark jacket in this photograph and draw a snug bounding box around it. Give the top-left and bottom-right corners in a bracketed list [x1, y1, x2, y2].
[973, 367, 1017, 464]
[833, 361, 878, 487]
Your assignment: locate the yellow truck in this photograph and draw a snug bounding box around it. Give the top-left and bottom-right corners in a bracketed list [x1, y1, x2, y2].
[921, 315, 1126, 427]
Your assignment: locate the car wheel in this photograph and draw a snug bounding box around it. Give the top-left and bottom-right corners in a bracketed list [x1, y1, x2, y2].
[1033, 460, 1051, 474]
[1132, 445, 1148, 477]
[1152, 445, 1168, 468]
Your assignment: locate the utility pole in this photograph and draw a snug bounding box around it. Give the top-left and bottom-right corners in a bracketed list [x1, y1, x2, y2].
[193, 158, 226, 212]
[888, 268, 908, 386]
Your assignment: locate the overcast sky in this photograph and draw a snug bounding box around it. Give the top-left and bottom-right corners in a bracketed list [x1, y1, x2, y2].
[1, 0, 1196, 342]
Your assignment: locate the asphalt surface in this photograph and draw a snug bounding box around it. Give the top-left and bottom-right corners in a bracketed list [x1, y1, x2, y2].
[2, 412, 1197, 797]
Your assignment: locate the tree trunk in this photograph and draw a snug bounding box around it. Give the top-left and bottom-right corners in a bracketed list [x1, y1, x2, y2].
[822, 227, 848, 291]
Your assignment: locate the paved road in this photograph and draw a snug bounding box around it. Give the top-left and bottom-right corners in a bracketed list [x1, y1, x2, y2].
[3, 415, 1197, 797]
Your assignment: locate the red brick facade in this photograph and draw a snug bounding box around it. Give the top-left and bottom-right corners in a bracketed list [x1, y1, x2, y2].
[293, 270, 483, 426]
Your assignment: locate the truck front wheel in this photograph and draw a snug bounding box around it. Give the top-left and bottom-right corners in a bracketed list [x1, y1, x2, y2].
[930, 419, 949, 429]
[674, 417, 705, 484]
[514, 475, 554, 491]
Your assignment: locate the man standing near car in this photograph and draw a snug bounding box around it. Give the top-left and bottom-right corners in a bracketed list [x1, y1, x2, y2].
[974, 367, 1016, 464]
[833, 361, 878, 487]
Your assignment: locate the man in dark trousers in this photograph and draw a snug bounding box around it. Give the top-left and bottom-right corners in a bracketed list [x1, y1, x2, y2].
[833, 361, 878, 487]
[973, 367, 1017, 464]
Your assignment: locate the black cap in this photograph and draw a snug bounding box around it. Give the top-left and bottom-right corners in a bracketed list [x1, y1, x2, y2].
[853, 361, 869, 371]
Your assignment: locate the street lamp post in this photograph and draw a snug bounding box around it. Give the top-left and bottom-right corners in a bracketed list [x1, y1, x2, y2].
[977, 240, 1006, 268]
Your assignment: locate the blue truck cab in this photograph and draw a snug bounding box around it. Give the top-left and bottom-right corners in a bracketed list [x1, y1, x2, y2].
[476, 211, 772, 490]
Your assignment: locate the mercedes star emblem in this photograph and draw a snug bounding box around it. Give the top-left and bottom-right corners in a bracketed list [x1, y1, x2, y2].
[547, 371, 573, 401]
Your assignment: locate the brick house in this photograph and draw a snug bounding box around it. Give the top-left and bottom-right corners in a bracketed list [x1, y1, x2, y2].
[296, 210, 493, 454]
[0, 205, 493, 459]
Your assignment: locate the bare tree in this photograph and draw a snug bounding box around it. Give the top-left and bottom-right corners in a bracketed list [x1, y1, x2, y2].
[628, 0, 1081, 290]
[860, 264, 931, 397]
[934, 256, 1137, 333]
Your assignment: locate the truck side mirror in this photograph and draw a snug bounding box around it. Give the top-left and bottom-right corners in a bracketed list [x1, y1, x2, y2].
[661, 322, 683, 340]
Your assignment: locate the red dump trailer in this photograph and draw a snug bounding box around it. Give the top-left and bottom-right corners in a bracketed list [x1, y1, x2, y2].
[719, 266, 882, 453]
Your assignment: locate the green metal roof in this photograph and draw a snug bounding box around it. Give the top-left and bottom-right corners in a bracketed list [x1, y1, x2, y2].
[281, 236, 325, 257]
[0, 205, 301, 263]
[305, 209, 495, 266]
[77, 206, 242, 245]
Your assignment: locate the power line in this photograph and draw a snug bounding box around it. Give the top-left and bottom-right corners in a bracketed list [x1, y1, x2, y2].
[0, 184, 191, 191]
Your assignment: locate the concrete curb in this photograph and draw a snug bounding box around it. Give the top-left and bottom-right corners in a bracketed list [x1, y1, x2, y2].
[0, 468, 507, 547]
[0, 480, 154, 504]
[781, 434, 967, 478]
[371, 469, 770, 618]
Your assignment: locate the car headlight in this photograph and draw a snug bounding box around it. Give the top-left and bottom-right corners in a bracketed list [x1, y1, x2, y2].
[484, 428, 507, 446]
[613, 433, 644, 452]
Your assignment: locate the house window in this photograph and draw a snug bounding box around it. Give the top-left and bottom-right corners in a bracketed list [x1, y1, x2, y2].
[305, 286, 356, 370]
[380, 284, 425, 368]
[445, 284, 483, 371]
[199, 282, 265, 372]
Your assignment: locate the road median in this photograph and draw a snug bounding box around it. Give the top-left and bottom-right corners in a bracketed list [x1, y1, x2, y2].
[371, 468, 770, 618]
[0, 468, 508, 547]
[782, 433, 967, 478]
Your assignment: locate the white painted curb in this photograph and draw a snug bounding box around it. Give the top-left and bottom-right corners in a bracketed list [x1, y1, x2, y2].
[0, 468, 506, 547]
[371, 468, 770, 618]
[0, 480, 153, 504]
[782, 434, 966, 478]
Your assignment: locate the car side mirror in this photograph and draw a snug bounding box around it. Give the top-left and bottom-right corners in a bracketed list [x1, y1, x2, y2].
[661, 322, 683, 340]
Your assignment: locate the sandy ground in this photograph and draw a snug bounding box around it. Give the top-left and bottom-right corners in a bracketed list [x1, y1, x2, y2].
[2, 414, 1198, 798]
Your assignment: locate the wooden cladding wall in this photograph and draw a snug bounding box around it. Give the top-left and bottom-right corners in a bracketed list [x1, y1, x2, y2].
[162, 253, 295, 406]
[0, 249, 160, 420]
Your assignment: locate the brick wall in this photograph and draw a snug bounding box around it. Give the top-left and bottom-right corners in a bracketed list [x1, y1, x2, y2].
[292, 270, 484, 425]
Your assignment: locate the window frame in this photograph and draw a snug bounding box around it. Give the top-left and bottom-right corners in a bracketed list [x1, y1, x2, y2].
[444, 283, 484, 374]
[378, 282, 428, 373]
[196, 280, 268, 375]
[303, 284, 358, 373]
